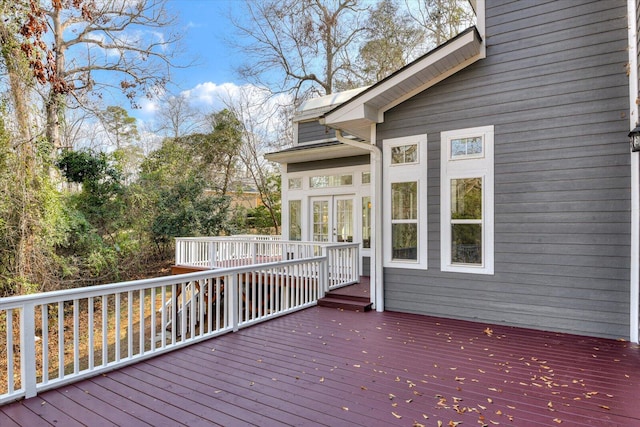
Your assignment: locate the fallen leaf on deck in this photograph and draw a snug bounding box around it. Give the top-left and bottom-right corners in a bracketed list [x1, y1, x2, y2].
[392, 412, 402, 419]
[360, 385, 367, 390]
[600, 405, 610, 410]
[448, 421, 461, 427]
[487, 398, 493, 403]
[437, 421, 443, 427]
[392, 402, 398, 407]
[553, 419, 562, 424]
[389, 393, 396, 399]
[484, 327, 493, 337]
[342, 406, 349, 411]
[412, 423, 425, 427]
[319, 377, 324, 383]
[406, 398, 413, 403]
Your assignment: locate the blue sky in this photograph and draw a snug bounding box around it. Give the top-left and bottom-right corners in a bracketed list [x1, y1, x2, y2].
[129, 1, 254, 128]
[169, 0, 244, 89]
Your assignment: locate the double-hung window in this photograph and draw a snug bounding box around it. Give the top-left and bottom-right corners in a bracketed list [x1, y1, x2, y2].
[440, 126, 494, 274]
[383, 135, 428, 269]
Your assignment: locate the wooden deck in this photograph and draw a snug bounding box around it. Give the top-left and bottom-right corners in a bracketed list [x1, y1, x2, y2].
[1, 304, 639, 426]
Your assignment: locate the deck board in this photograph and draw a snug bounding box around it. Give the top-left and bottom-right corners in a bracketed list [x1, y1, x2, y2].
[1, 305, 639, 426]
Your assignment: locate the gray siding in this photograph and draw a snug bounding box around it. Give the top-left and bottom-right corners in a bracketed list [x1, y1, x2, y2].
[379, 0, 631, 339]
[287, 155, 370, 173]
[362, 256, 371, 276]
[297, 120, 335, 144]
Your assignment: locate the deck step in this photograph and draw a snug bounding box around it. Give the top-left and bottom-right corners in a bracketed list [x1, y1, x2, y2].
[317, 296, 372, 312]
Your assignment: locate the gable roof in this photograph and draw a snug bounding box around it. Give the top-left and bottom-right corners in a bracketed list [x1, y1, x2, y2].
[322, 26, 483, 140]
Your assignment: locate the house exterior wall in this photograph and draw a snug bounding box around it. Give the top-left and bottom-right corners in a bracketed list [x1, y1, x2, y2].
[287, 155, 370, 173]
[378, 0, 631, 338]
[297, 121, 335, 144]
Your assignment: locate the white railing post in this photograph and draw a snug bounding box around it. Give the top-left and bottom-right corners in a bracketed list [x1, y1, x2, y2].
[209, 241, 216, 269]
[21, 302, 37, 399]
[230, 274, 239, 332]
[321, 246, 330, 295]
[175, 238, 180, 265]
[251, 241, 257, 265]
[318, 258, 326, 299]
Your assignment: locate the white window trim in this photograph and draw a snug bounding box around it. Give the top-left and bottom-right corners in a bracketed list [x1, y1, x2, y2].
[440, 125, 494, 275]
[383, 134, 428, 270]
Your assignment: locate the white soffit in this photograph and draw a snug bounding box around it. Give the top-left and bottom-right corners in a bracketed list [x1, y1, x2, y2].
[323, 28, 483, 139]
[264, 143, 368, 164]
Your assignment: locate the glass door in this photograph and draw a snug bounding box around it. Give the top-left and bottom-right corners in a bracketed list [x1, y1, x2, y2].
[334, 196, 353, 242]
[312, 198, 331, 242]
[311, 196, 354, 243]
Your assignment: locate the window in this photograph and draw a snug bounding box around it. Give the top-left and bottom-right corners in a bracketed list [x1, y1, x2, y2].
[289, 200, 302, 241]
[362, 172, 371, 184]
[362, 196, 371, 249]
[391, 182, 417, 260]
[391, 144, 418, 164]
[288, 177, 302, 190]
[309, 173, 353, 188]
[451, 137, 483, 159]
[441, 126, 494, 274]
[383, 135, 428, 269]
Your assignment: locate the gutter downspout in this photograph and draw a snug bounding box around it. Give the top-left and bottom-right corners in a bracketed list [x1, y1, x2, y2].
[628, 0, 639, 344]
[335, 129, 384, 312]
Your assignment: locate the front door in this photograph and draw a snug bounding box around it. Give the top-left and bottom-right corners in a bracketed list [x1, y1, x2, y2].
[311, 196, 354, 243]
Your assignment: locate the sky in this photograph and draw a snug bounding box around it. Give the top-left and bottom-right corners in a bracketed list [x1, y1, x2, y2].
[130, 1, 251, 130]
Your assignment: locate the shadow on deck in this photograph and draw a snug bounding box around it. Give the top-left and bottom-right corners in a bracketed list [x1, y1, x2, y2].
[1, 307, 639, 426]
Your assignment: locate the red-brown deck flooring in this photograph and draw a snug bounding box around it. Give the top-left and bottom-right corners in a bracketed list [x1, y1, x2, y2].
[1, 303, 639, 426]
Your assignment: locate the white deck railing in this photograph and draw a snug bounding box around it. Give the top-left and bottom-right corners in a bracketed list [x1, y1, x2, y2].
[175, 237, 360, 289]
[0, 257, 325, 405]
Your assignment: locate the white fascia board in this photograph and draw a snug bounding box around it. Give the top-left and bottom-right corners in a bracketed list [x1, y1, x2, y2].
[324, 29, 481, 127]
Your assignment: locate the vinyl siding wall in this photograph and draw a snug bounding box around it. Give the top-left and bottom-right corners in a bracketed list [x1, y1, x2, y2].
[287, 155, 370, 173]
[297, 121, 335, 144]
[378, 0, 631, 338]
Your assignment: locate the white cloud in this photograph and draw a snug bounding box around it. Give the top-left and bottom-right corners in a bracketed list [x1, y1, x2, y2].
[180, 81, 242, 110]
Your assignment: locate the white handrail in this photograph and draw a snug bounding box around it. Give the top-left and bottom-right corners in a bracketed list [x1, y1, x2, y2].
[174, 237, 360, 289]
[0, 256, 325, 405]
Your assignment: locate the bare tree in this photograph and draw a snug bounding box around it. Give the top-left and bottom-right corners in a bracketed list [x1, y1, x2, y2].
[407, 0, 475, 48]
[156, 93, 204, 139]
[230, 0, 367, 101]
[354, 0, 425, 86]
[19, 0, 184, 149]
[219, 87, 282, 233]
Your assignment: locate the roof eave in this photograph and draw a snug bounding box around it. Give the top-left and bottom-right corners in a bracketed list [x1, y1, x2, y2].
[264, 142, 369, 164]
[322, 27, 484, 139]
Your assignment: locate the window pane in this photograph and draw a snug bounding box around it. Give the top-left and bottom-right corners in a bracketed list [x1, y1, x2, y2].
[451, 224, 482, 264]
[339, 174, 353, 186]
[362, 197, 371, 248]
[451, 137, 483, 158]
[391, 144, 418, 164]
[336, 199, 353, 242]
[289, 200, 301, 241]
[288, 177, 302, 189]
[312, 201, 329, 242]
[392, 182, 417, 220]
[392, 223, 417, 260]
[362, 172, 371, 184]
[451, 178, 482, 219]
